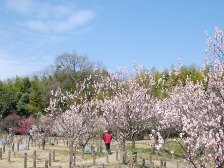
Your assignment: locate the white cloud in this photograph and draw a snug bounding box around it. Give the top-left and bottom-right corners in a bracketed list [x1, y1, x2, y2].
[25, 20, 48, 32]
[23, 10, 95, 33]
[5, 0, 95, 33]
[5, 0, 33, 14]
[55, 10, 95, 32]
[38, 4, 72, 19]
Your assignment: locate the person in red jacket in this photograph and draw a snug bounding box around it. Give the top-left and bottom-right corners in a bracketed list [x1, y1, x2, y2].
[103, 130, 112, 154]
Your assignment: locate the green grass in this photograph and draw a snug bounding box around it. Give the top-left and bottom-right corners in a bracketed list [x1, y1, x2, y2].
[126, 144, 153, 153]
[118, 139, 186, 162]
[163, 139, 185, 157]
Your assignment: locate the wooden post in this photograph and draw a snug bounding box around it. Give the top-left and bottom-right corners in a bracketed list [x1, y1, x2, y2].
[93, 152, 96, 165]
[8, 150, 11, 163]
[17, 142, 20, 151]
[142, 159, 146, 168]
[24, 153, 27, 168]
[33, 150, 36, 168]
[45, 160, 48, 168]
[160, 158, 163, 168]
[53, 150, 56, 162]
[164, 159, 167, 168]
[12, 143, 14, 152]
[160, 158, 166, 168]
[116, 149, 118, 161]
[49, 152, 52, 167]
[3, 144, 5, 153]
[0, 148, 2, 160]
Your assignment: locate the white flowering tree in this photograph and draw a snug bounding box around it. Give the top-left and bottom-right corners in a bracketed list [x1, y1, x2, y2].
[46, 76, 102, 168]
[206, 27, 224, 65]
[97, 68, 158, 164]
[154, 28, 224, 168]
[157, 68, 223, 167]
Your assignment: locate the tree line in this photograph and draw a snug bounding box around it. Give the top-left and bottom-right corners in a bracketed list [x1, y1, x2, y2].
[0, 57, 204, 118]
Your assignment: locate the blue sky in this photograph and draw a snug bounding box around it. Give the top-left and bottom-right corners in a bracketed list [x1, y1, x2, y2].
[0, 0, 224, 80]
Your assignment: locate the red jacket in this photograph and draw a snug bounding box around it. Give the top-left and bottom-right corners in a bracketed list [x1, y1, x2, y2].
[103, 133, 112, 144]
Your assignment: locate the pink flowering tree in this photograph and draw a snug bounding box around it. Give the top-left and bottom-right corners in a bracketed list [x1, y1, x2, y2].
[155, 28, 224, 168]
[205, 27, 224, 167]
[13, 116, 33, 135]
[46, 75, 102, 168]
[35, 115, 55, 150]
[98, 68, 158, 161]
[206, 27, 224, 65]
[158, 71, 223, 167]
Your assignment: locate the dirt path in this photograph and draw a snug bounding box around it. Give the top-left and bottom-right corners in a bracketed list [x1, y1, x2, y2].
[76, 151, 118, 165]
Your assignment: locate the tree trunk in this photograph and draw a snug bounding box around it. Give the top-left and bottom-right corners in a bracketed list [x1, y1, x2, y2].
[131, 137, 136, 150]
[42, 137, 45, 150]
[81, 145, 85, 160]
[99, 136, 103, 153]
[69, 142, 76, 168]
[121, 138, 127, 164]
[152, 133, 157, 154]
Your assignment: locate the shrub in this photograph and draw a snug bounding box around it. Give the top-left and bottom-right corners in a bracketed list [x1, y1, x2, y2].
[1, 114, 22, 132]
[13, 116, 33, 134]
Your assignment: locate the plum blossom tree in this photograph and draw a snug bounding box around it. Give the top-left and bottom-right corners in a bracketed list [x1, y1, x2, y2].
[12, 116, 33, 135]
[36, 116, 55, 150]
[205, 27, 224, 167]
[206, 27, 224, 65]
[102, 81, 156, 148]
[157, 71, 224, 167]
[46, 76, 102, 168]
[99, 68, 158, 151]
[155, 28, 224, 168]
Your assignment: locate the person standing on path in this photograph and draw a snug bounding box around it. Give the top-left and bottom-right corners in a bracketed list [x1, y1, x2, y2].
[103, 130, 112, 154]
[28, 128, 33, 142]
